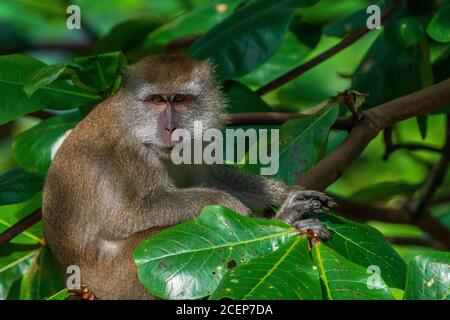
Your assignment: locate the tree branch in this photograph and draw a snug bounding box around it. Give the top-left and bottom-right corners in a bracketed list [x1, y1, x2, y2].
[298, 78, 450, 191]
[222, 112, 354, 130]
[0, 209, 43, 248]
[256, 0, 403, 95]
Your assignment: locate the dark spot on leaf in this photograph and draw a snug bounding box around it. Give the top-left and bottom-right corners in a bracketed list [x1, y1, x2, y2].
[227, 259, 237, 269]
[158, 260, 168, 269]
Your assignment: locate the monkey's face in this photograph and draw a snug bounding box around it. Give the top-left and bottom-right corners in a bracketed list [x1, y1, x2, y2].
[119, 56, 225, 157]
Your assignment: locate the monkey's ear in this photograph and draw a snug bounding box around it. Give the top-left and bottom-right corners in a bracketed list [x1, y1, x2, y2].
[120, 65, 131, 88]
[199, 59, 219, 83]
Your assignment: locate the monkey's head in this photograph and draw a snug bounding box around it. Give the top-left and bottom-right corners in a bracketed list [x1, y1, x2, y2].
[118, 55, 225, 156]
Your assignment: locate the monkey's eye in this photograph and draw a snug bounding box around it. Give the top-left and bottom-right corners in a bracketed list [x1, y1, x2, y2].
[147, 95, 165, 104]
[173, 94, 187, 103]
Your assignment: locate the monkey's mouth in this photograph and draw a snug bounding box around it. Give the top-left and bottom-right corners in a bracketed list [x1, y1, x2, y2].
[143, 142, 175, 154]
[160, 146, 174, 154]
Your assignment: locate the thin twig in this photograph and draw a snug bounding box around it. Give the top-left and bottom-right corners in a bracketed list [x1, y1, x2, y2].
[222, 112, 354, 130]
[0, 209, 43, 248]
[256, 0, 403, 95]
[383, 127, 442, 160]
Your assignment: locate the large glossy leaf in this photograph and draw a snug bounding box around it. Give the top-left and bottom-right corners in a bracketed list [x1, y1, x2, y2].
[210, 237, 322, 300]
[0, 169, 44, 205]
[404, 251, 450, 300]
[241, 106, 338, 184]
[240, 32, 312, 88]
[140, 0, 242, 49]
[324, 213, 407, 289]
[323, 1, 384, 38]
[312, 243, 394, 300]
[352, 31, 431, 110]
[95, 18, 159, 53]
[188, 0, 319, 80]
[0, 54, 101, 125]
[134, 205, 297, 299]
[427, 1, 450, 43]
[13, 111, 82, 174]
[19, 246, 64, 300]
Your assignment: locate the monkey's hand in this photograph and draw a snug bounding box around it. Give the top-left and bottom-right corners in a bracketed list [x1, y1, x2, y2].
[275, 190, 337, 242]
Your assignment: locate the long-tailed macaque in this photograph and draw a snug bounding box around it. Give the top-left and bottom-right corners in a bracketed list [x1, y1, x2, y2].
[42, 55, 335, 299]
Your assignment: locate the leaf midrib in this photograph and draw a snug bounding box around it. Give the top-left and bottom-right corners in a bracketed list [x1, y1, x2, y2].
[242, 236, 302, 299]
[0, 79, 101, 100]
[138, 228, 296, 264]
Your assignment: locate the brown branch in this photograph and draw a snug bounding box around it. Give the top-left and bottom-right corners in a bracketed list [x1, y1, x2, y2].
[298, 78, 450, 191]
[256, 1, 403, 95]
[0, 209, 43, 248]
[222, 112, 354, 130]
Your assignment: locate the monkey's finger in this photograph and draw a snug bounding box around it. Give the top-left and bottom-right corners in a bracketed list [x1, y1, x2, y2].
[293, 219, 332, 242]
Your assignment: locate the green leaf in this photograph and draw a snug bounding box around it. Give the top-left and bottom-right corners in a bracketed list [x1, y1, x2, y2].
[324, 213, 407, 289]
[13, 111, 82, 174]
[352, 32, 430, 110]
[0, 169, 44, 205]
[0, 54, 101, 125]
[95, 17, 159, 53]
[385, 16, 424, 48]
[46, 288, 69, 300]
[224, 81, 273, 113]
[323, 1, 384, 38]
[188, 0, 319, 80]
[289, 15, 323, 48]
[73, 52, 127, 95]
[240, 32, 312, 88]
[427, 1, 450, 43]
[23, 63, 80, 97]
[313, 243, 394, 300]
[134, 205, 297, 299]
[0, 244, 39, 299]
[140, 0, 242, 49]
[210, 237, 322, 300]
[248, 106, 338, 185]
[19, 246, 65, 300]
[404, 251, 450, 300]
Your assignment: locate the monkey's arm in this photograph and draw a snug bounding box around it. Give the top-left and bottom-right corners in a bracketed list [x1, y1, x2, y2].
[104, 187, 251, 239]
[206, 166, 289, 211]
[206, 166, 337, 241]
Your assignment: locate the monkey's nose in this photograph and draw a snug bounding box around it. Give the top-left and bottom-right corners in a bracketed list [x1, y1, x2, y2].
[164, 127, 176, 133]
